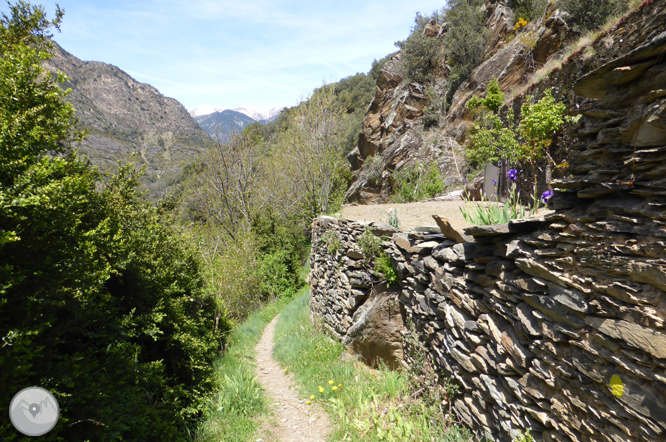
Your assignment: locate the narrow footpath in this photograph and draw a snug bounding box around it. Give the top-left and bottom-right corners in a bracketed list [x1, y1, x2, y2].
[255, 315, 331, 442]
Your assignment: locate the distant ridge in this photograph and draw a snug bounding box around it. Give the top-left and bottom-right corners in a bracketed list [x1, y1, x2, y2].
[193, 110, 257, 139]
[43, 42, 211, 196]
[190, 104, 285, 125]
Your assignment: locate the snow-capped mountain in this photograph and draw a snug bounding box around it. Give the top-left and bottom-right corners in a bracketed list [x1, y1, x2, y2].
[232, 105, 285, 123]
[189, 104, 223, 118]
[189, 105, 285, 123]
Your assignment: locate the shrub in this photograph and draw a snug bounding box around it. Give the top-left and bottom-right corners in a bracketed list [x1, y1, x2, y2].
[359, 228, 383, 263]
[466, 78, 504, 113]
[374, 253, 399, 286]
[560, 0, 629, 32]
[509, 0, 549, 22]
[396, 32, 447, 84]
[444, 0, 488, 102]
[392, 162, 446, 202]
[1, 5, 226, 439]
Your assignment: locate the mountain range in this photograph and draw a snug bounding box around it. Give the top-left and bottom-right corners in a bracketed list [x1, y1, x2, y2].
[189, 105, 285, 138]
[43, 42, 212, 197]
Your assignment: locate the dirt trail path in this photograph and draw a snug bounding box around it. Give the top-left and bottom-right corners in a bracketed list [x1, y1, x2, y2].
[341, 200, 467, 231]
[255, 315, 331, 442]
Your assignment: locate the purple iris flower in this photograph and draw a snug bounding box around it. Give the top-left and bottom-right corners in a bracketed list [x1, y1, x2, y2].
[462, 178, 467, 184]
[507, 169, 518, 182]
[541, 190, 554, 203]
[492, 179, 497, 186]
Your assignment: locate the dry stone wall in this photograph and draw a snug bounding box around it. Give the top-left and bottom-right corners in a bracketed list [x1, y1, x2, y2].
[310, 3, 666, 438]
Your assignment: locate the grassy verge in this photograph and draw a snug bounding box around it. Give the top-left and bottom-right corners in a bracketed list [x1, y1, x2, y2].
[194, 298, 287, 441]
[273, 291, 476, 442]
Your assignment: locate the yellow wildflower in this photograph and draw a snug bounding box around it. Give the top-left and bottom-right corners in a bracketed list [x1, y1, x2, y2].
[328, 380, 334, 385]
[306, 400, 312, 405]
[318, 386, 324, 393]
[332, 386, 338, 391]
[310, 395, 315, 400]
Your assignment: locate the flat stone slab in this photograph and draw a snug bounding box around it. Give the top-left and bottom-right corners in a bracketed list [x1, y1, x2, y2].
[433, 215, 474, 243]
[464, 224, 511, 236]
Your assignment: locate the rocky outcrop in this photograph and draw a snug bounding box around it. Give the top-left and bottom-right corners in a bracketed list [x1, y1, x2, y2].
[312, 4, 666, 440]
[342, 283, 405, 370]
[345, 1, 575, 204]
[43, 43, 211, 193]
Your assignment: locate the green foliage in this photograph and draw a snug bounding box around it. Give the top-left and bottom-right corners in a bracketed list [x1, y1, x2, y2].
[0, 4, 225, 439]
[392, 162, 446, 202]
[323, 231, 342, 255]
[0, 2, 83, 188]
[467, 89, 569, 179]
[396, 31, 446, 84]
[460, 177, 532, 225]
[444, 0, 488, 102]
[467, 112, 520, 166]
[359, 228, 383, 262]
[273, 292, 475, 442]
[560, 0, 629, 32]
[252, 210, 307, 301]
[395, 1, 487, 90]
[386, 208, 400, 229]
[394, 9, 447, 84]
[374, 253, 399, 286]
[466, 79, 504, 114]
[483, 79, 504, 113]
[517, 89, 567, 165]
[508, 0, 549, 22]
[514, 429, 535, 442]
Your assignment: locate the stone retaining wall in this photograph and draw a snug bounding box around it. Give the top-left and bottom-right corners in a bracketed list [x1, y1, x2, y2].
[309, 2, 666, 441]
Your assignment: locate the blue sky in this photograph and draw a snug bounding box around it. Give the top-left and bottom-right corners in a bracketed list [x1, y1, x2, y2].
[2, 0, 447, 112]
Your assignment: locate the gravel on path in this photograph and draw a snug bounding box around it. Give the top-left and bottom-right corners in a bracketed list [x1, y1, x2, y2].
[255, 315, 331, 442]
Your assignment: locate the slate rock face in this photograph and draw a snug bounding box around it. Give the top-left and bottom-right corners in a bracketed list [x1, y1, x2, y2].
[343, 283, 405, 370]
[311, 4, 666, 440]
[344, 0, 575, 204]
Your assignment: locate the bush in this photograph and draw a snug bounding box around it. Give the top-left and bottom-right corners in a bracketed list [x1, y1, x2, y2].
[508, 0, 549, 22]
[444, 0, 488, 102]
[560, 0, 629, 32]
[1, 4, 225, 439]
[252, 210, 307, 301]
[374, 253, 399, 286]
[359, 228, 383, 263]
[392, 162, 446, 202]
[396, 32, 446, 84]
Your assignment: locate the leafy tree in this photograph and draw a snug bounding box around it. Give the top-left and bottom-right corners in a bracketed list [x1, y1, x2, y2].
[274, 85, 347, 218]
[0, 3, 225, 440]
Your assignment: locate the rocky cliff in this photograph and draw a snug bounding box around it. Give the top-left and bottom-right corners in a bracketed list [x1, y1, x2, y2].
[43, 43, 211, 193]
[345, 0, 577, 203]
[312, 1, 666, 441]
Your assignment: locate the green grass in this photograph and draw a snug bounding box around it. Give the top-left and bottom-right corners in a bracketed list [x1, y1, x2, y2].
[273, 291, 477, 442]
[194, 298, 287, 442]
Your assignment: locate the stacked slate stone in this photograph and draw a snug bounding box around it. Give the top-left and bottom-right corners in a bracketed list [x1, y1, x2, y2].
[311, 2, 666, 441]
[309, 217, 400, 340]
